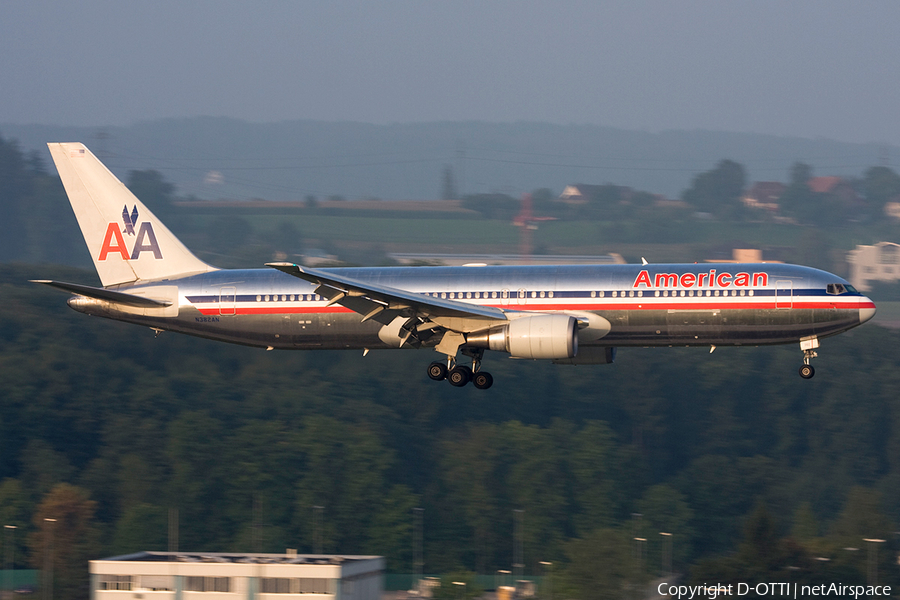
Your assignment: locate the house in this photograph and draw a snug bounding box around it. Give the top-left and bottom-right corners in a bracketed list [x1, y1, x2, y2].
[742, 182, 785, 212]
[884, 201, 900, 220]
[559, 184, 616, 204]
[807, 176, 863, 207]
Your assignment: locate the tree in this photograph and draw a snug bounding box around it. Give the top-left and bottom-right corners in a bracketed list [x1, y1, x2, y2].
[637, 484, 695, 571]
[562, 528, 641, 600]
[831, 487, 892, 541]
[0, 479, 31, 567]
[779, 162, 817, 222]
[680, 160, 746, 217]
[272, 221, 303, 256]
[0, 136, 30, 261]
[28, 484, 99, 600]
[862, 166, 900, 211]
[111, 503, 167, 555]
[207, 215, 253, 256]
[126, 170, 175, 219]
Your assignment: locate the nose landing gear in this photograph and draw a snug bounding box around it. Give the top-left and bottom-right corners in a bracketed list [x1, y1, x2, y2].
[799, 363, 815, 379]
[799, 336, 818, 379]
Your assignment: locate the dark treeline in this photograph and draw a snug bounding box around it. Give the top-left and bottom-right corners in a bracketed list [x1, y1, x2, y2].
[2, 265, 899, 598]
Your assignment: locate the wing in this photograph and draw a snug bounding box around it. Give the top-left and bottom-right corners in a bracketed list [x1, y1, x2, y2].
[266, 263, 507, 329]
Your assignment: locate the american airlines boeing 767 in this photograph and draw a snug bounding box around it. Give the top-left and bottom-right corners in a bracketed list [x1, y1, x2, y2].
[34, 143, 876, 388]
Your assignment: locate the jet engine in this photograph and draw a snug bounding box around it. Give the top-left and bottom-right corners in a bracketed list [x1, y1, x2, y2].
[467, 314, 578, 359]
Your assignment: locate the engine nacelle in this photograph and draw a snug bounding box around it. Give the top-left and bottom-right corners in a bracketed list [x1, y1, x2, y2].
[468, 314, 578, 359]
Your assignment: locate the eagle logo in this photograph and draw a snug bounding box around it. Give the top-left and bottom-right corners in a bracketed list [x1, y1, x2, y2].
[122, 205, 139, 236]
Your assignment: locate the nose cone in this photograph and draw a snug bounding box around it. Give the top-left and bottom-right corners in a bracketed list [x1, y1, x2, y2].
[859, 297, 876, 324]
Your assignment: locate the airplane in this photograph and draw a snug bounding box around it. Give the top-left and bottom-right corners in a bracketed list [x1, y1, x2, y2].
[34, 143, 876, 389]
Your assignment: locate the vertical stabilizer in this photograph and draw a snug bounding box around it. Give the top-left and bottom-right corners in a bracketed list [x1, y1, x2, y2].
[47, 143, 214, 286]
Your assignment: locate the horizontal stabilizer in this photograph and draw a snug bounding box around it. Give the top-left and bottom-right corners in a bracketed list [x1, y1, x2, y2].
[30, 280, 173, 308]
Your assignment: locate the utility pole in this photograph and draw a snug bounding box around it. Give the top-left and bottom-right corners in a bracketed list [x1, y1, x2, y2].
[863, 539, 886, 587]
[313, 506, 324, 554]
[539, 561, 552, 600]
[252, 495, 263, 553]
[4, 526, 15, 599]
[455, 141, 466, 198]
[660, 532, 673, 575]
[42, 519, 56, 600]
[168, 508, 179, 554]
[412, 508, 423, 593]
[513, 510, 524, 578]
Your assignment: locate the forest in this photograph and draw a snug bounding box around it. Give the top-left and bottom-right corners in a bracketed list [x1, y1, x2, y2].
[1, 134, 900, 599]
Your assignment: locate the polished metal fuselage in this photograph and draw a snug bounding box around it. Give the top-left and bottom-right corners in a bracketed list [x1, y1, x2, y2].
[68, 263, 873, 353]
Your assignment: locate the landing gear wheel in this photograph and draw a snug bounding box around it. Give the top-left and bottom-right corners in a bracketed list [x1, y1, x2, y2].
[427, 361, 448, 381]
[448, 365, 472, 387]
[799, 364, 815, 379]
[472, 371, 493, 390]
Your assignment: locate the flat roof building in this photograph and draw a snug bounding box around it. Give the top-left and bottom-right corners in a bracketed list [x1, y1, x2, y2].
[90, 552, 384, 600]
[847, 242, 900, 291]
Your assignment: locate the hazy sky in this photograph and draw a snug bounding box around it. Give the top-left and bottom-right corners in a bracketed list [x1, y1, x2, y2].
[4, 1, 900, 145]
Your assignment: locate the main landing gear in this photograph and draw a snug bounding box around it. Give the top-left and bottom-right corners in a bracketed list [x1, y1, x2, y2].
[427, 349, 493, 389]
[799, 336, 818, 379]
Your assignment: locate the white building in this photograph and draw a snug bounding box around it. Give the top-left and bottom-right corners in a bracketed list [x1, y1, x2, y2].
[90, 552, 384, 600]
[847, 242, 900, 291]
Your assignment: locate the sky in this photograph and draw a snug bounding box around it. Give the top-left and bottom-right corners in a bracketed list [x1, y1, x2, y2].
[3, 1, 900, 145]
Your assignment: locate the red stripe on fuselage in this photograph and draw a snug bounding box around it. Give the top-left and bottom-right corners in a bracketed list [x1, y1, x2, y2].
[193, 298, 862, 316]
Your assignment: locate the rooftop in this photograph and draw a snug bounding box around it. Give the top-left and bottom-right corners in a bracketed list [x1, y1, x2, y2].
[99, 552, 380, 565]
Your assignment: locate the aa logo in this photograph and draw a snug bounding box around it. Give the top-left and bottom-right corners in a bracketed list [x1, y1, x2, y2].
[98, 205, 163, 261]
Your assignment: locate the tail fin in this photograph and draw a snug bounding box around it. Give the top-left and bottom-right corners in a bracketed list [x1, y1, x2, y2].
[47, 143, 214, 286]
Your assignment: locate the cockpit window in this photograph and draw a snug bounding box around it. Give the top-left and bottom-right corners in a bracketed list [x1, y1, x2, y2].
[826, 283, 851, 295]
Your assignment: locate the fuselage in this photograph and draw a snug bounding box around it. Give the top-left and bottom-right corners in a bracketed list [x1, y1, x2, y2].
[68, 262, 876, 353]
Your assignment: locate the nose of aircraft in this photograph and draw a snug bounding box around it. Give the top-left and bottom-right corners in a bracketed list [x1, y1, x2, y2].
[859, 297, 876, 324]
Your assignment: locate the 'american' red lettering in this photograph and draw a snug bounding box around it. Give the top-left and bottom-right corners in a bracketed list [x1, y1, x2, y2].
[632, 269, 768, 289]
